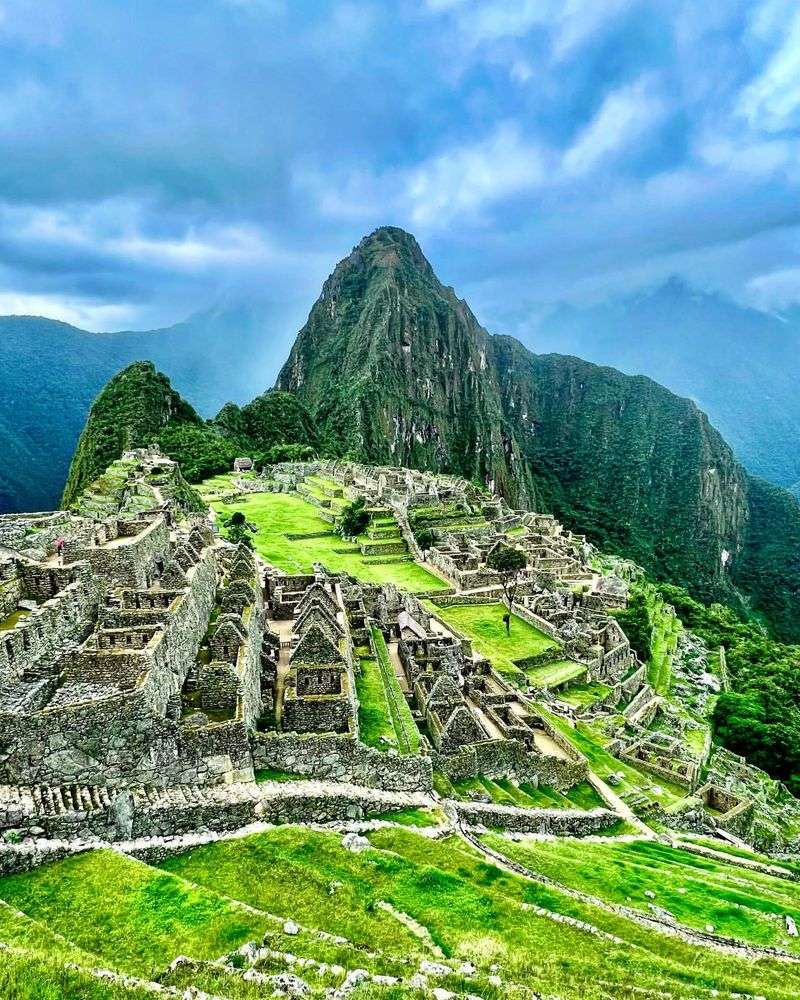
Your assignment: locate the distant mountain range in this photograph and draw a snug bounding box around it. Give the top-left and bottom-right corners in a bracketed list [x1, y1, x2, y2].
[521, 278, 800, 495]
[0, 305, 292, 512]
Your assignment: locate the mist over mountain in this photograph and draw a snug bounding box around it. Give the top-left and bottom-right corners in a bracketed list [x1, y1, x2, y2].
[518, 279, 800, 494]
[0, 304, 292, 512]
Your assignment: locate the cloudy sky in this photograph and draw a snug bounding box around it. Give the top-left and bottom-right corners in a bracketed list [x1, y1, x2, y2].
[1, 0, 800, 334]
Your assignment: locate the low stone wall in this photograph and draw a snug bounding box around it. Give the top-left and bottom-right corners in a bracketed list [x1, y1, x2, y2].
[511, 602, 562, 643]
[427, 594, 500, 608]
[73, 517, 171, 589]
[251, 731, 432, 793]
[454, 801, 618, 834]
[0, 780, 430, 873]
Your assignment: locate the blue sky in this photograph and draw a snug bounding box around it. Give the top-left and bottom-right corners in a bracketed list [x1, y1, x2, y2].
[1, 0, 800, 334]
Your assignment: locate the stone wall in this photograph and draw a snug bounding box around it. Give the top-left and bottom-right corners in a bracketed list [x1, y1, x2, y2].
[453, 800, 618, 834]
[72, 517, 171, 589]
[251, 732, 432, 793]
[437, 738, 587, 791]
[0, 567, 100, 687]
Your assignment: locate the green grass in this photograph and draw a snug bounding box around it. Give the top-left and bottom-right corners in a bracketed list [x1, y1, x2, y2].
[160, 827, 422, 957]
[366, 827, 800, 1000]
[369, 806, 444, 827]
[643, 590, 682, 695]
[447, 775, 604, 812]
[5, 828, 800, 999]
[254, 767, 305, 782]
[525, 659, 587, 689]
[371, 627, 420, 754]
[0, 948, 158, 999]
[426, 602, 557, 682]
[0, 850, 268, 977]
[356, 656, 398, 750]
[558, 681, 612, 708]
[198, 481, 447, 593]
[484, 834, 800, 954]
[0, 609, 29, 632]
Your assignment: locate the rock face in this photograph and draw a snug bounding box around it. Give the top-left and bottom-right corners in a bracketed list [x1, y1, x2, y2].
[276, 227, 750, 609]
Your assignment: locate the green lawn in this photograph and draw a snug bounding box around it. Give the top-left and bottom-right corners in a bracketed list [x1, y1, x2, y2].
[525, 659, 587, 689]
[559, 681, 613, 708]
[445, 774, 605, 811]
[0, 609, 29, 631]
[370, 627, 420, 753]
[3, 828, 800, 999]
[426, 601, 557, 682]
[536, 705, 687, 809]
[0, 850, 268, 977]
[355, 656, 398, 750]
[484, 834, 800, 955]
[198, 480, 447, 593]
[160, 827, 422, 957]
[369, 806, 445, 827]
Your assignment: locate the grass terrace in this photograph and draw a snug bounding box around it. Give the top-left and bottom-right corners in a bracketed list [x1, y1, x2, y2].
[536, 705, 688, 809]
[355, 654, 398, 751]
[425, 600, 558, 683]
[436, 771, 606, 811]
[558, 680, 613, 709]
[198, 477, 448, 593]
[483, 834, 800, 955]
[3, 828, 800, 998]
[525, 658, 587, 690]
[0, 850, 269, 977]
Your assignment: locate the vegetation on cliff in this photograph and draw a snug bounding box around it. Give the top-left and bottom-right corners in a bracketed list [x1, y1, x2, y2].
[63, 364, 322, 508]
[656, 581, 800, 795]
[61, 362, 213, 507]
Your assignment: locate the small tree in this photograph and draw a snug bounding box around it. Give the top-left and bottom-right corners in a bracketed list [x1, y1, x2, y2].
[487, 543, 527, 633]
[338, 497, 370, 538]
[415, 527, 436, 552]
[224, 510, 256, 549]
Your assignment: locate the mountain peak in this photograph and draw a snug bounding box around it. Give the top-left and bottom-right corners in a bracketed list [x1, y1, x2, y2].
[333, 226, 435, 283]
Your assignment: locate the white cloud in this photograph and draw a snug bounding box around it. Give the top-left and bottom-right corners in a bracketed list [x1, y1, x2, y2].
[739, 8, 800, 131]
[406, 123, 547, 224]
[747, 265, 800, 309]
[562, 77, 665, 177]
[509, 59, 533, 84]
[696, 132, 800, 180]
[0, 199, 274, 272]
[424, 0, 636, 61]
[0, 290, 133, 329]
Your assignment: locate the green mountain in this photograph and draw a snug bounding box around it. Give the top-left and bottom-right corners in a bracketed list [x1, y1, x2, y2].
[63, 362, 321, 508]
[277, 227, 800, 640]
[215, 390, 321, 456]
[0, 305, 291, 513]
[61, 361, 214, 507]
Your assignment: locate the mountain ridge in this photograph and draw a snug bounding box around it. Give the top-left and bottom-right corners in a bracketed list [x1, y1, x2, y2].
[526, 277, 800, 489]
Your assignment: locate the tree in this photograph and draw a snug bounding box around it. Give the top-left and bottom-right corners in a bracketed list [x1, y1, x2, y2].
[259, 443, 316, 466]
[487, 543, 527, 633]
[415, 527, 436, 552]
[338, 497, 370, 538]
[224, 510, 255, 549]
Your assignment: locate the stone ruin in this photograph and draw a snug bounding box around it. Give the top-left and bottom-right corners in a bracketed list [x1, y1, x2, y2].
[0, 450, 787, 864]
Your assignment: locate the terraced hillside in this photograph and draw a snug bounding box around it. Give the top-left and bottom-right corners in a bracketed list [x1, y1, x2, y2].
[199, 472, 449, 593]
[3, 823, 800, 999]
